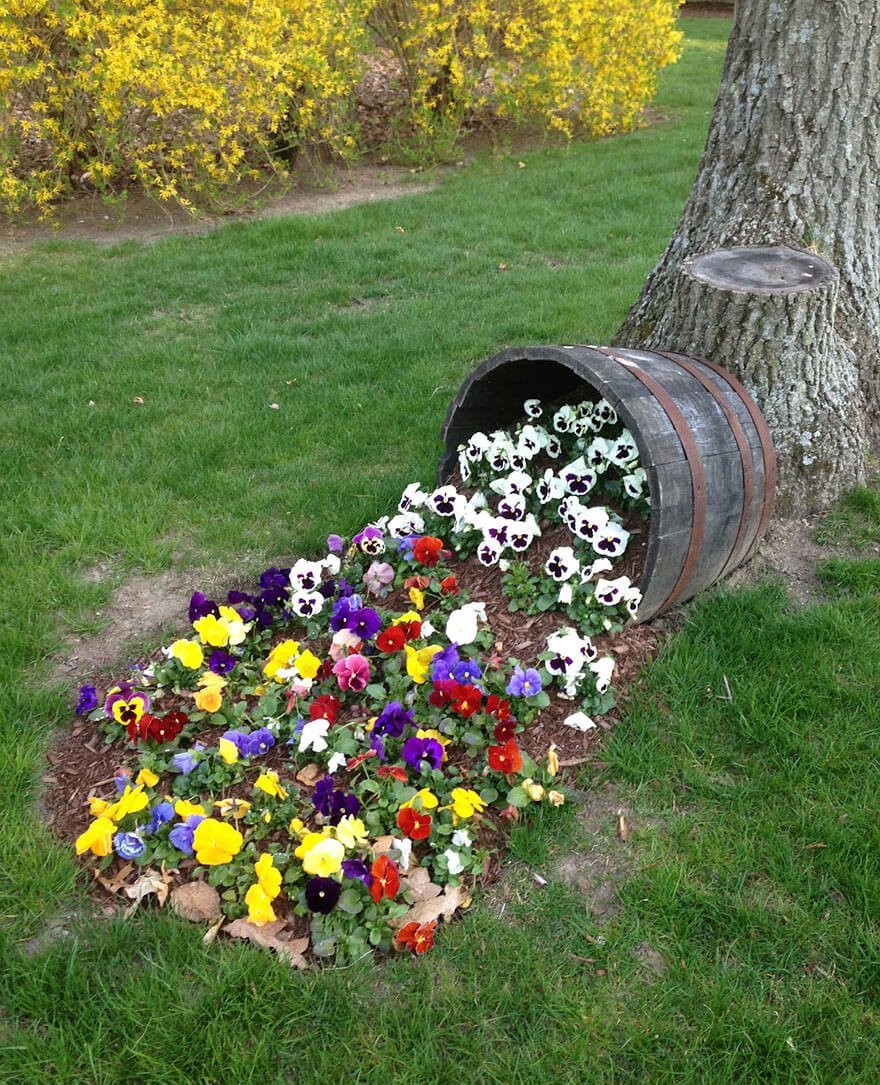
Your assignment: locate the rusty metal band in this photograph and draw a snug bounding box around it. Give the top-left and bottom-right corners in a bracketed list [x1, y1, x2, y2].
[594, 346, 706, 615]
[681, 352, 777, 553]
[656, 350, 755, 578]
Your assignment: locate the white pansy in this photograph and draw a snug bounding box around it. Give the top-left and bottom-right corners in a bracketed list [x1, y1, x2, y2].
[322, 554, 341, 575]
[536, 468, 566, 504]
[573, 505, 610, 542]
[507, 514, 540, 552]
[545, 434, 562, 458]
[585, 436, 611, 471]
[558, 583, 574, 606]
[290, 590, 325, 618]
[623, 586, 642, 618]
[589, 656, 616, 694]
[298, 718, 330, 754]
[463, 431, 492, 462]
[595, 399, 617, 427]
[580, 557, 615, 582]
[552, 404, 578, 433]
[290, 558, 325, 592]
[594, 576, 631, 606]
[386, 510, 425, 537]
[560, 455, 598, 497]
[497, 492, 527, 520]
[443, 849, 465, 876]
[429, 485, 464, 517]
[609, 429, 639, 467]
[544, 546, 580, 582]
[523, 398, 543, 418]
[446, 602, 487, 645]
[591, 520, 630, 559]
[391, 837, 412, 872]
[452, 828, 473, 848]
[398, 481, 429, 511]
[327, 751, 347, 774]
[623, 467, 648, 499]
[517, 425, 547, 457]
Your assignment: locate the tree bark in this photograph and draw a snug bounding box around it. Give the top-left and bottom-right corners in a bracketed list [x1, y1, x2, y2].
[615, 0, 880, 510]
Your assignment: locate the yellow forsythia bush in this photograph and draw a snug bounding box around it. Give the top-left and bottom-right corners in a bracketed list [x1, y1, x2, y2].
[0, 0, 372, 214]
[0, 0, 682, 214]
[369, 0, 683, 149]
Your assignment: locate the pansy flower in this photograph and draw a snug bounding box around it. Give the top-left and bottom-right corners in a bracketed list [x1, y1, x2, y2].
[75, 817, 115, 857]
[345, 607, 382, 640]
[168, 814, 205, 855]
[369, 855, 400, 903]
[309, 694, 341, 723]
[376, 625, 406, 653]
[592, 521, 630, 558]
[428, 487, 461, 517]
[412, 535, 444, 566]
[397, 920, 437, 954]
[290, 590, 325, 618]
[396, 805, 432, 840]
[332, 653, 370, 692]
[506, 666, 543, 698]
[341, 858, 372, 885]
[589, 656, 616, 694]
[305, 876, 341, 914]
[113, 830, 146, 860]
[192, 817, 242, 865]
[105, 685, 150, 728]
[487, 739, 524, 775]
[352, 524, 385, 555]
[75, 684, 99, 715]
[289, 558, 325, 592]
[401, 736, 444, 773]
[373, 700, 415, 739]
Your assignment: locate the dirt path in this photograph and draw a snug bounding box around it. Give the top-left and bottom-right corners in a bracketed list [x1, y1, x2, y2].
[0, 162, 437, 257]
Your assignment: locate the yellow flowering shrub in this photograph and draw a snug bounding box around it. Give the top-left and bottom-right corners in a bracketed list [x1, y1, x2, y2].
[0, 0, 371, 214]
[368, 0, 683, 152]
[0, 0, 681, 213]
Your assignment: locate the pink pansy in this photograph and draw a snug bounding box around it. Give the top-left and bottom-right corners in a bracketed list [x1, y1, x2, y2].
[332, 653, 371, 692]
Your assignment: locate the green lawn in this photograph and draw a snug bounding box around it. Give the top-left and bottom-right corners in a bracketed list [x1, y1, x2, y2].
[3, 16, 878, 1082]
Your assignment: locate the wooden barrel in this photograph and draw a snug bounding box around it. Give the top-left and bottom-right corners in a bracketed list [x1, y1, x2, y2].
[438, 344, 776, 621]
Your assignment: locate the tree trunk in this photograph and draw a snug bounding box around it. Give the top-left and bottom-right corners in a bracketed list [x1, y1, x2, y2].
[615, 0, 880, 512]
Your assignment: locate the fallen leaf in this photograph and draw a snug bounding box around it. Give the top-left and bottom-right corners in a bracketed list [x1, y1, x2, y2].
[497, 262, 508, 272]
[404, 866, 443, 902]
[269, 402, 280, 410]
[171, 881, 221, 922]
[132, 396, 145, 406]
[395, 225, 406, 234]
[617, 811, 630, 842]
[223, 918, 310, 968]
[393, 884, 468, 929]
[124, 871, 170, 911]
[95, 862, 134, 895]
[202, 916, 224, 946]
[371, 835, 395, 856]
[296, 763, 323, 788]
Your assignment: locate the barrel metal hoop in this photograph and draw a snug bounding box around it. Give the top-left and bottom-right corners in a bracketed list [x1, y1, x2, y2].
[594, 346, 707, 614]
[655, 350, 755, 578]
[678, 352, 778, 553]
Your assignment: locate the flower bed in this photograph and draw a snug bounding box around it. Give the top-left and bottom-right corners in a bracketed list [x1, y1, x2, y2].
[56, 395, 656, 964]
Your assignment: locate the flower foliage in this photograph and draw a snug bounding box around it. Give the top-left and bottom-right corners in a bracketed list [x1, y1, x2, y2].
[70, 395, 647, 962]
[1, 0, 682, 214]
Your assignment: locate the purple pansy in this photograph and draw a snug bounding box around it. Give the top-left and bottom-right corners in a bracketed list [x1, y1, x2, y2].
[373, 700, 414, 739]
[401, 736, 444, 773]
[345, 607, 382, 640]
[341, 858, 373, 885]
[506, 666, 544, 698]
[188, 591, 219, 623]
[75, 685, 99, 715]
[305, 876, 341, 914]
[168, 814, 204, 855]
[452, 659, 483, 686]
[144, 800, 175, 834]
[113, 831, 146, 860]
[209, 648, 236, 675]
[431, 644, 460, 682]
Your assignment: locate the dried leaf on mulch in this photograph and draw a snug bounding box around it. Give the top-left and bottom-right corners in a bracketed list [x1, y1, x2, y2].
[170, 881, 222, 922]
[223, 917, 310, 968]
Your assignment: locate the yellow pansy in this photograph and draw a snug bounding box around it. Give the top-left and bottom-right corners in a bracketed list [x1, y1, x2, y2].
[194, 686, 223, 714]
[198, 671, 227, 691]
[548, 790, 566, 807]
[408, 587, 425, 611]
[244, 882, 276, 926]
[404, 643, 442, 684]
[301, 837, 345, 877]
[192, 817, 243, 865]
[254, 853, 282, 898]
[288, 817, 307, 838]
[217, 605, 248, 646]
[294, 830, 331, 860]
[546, 743, 559, 777]
[175, 799, 207, 819]
[75, 817, 115, 857]
[254, 770, 287, 800]
[400, 788, 439, 811]
[450, 788, 487, 819]
[391, 610, 421, 627]
[214, 797, 250, 818]
[103, 784, 149, 822]
[293, 649, 321, 679]
[263, 639, 300, 681]
[334, 815, 368, 849]
[170, 638, 204, 670]
[193, 613, 230, 648]
[217, 737, 239, 765]
[88, 796, 110, 817]
[136, 767, 159, 788]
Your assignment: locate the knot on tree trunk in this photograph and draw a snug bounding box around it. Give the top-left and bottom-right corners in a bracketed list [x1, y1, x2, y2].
[645, 244, 865, 514]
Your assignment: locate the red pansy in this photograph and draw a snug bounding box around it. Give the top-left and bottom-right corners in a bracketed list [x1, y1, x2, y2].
[376, 626, 406, 653]
[397, 920, 437, 954]
[310, 694, 341, 723]
[370, 854, 400, 903]
[396, 806, 433, 840]
[450, 682, 482, 718]
[412, 536, 444, 567]
[439, 575, 459, 595]
[485, 694, 511, 721]
[488, 738, 523, 775]
[377, 765, 409, 783]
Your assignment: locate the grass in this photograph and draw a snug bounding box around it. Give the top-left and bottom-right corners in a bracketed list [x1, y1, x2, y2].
[3, 14, 879, 1082]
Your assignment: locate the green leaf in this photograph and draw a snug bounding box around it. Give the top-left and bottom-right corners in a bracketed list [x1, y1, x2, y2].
[506, 786, 529, 808]
[365, 683, 386, 700]
[337, 888, 364, 915]
[479, 786, 499, 803]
